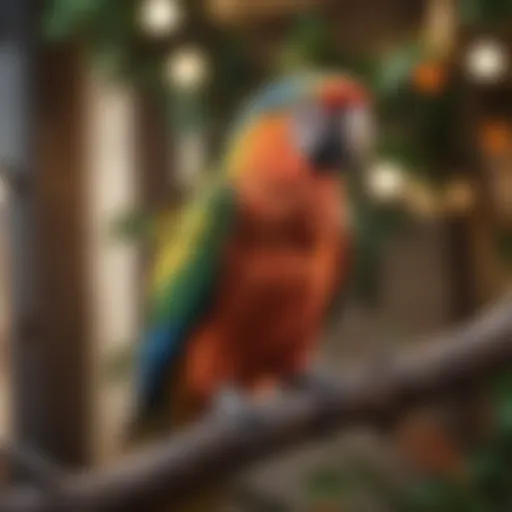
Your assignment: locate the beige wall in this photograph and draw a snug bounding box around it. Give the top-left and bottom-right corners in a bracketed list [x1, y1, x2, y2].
[84, 70, 141, 465]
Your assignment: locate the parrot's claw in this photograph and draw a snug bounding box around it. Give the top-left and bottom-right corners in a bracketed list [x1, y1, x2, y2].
[213, 387, 250, 420]
[210, 387, 271, 430]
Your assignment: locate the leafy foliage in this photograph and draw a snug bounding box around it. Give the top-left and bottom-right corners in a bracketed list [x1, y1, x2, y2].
[45, 0, 140, 80]
[459, 0, 512, 26]
[304, 372, 512, 511]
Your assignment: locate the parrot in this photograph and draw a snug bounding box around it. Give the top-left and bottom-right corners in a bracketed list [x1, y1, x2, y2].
[128, 71, 374, 443]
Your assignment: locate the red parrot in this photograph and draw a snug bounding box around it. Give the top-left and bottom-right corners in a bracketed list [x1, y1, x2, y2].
[130, 72, 373, 436]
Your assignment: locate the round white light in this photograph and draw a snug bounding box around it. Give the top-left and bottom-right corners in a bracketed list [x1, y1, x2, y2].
[165, 47, 209, 90]
[139, 0, 183, 37]
[466, 40, 509, 83]
[367, 161, 406, 202]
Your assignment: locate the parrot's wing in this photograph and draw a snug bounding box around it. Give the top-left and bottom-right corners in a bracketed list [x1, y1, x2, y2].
[135, 183, 236, 417]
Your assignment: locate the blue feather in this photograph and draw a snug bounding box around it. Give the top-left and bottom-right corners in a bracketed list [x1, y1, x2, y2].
[133, 186, 236, 424]
[137, 324, 184, 413]
[226, 74, 317, 145]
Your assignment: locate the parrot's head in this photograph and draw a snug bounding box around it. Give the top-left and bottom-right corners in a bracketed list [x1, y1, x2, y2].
[225, 72, 373, 182]
[293, 75, 372, 174]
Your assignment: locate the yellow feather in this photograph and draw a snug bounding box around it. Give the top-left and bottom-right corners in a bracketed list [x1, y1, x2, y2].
[149, 174, 226, 294]
[150, 204, 207, 292]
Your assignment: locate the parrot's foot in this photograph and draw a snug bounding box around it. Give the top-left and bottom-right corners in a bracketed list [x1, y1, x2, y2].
[212, 387, 250, 420]
[210, 386, 275, 431]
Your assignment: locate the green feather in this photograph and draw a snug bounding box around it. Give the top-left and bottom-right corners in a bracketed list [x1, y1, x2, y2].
[149, 183, 236, 325]
[133, 181, 237, 433]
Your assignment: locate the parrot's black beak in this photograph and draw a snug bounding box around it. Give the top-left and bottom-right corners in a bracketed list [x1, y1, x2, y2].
[308, 111, 350, 174]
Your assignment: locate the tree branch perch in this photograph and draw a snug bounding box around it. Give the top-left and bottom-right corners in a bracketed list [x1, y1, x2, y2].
[1, 295, 512, 511]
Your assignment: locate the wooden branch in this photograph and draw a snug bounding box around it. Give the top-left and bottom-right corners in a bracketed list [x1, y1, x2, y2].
[1, 296, 512, 511]
[0, 444, 64, 491]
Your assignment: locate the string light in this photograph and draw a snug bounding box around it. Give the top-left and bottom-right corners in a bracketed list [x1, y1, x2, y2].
[139, 0, 183, 37]
[367, 161, 406, 202]
[465, 39, 509, 83]
[165, 46, 209, 90]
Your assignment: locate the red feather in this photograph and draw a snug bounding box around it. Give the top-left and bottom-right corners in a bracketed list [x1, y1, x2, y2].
[185, 173, 349, 403]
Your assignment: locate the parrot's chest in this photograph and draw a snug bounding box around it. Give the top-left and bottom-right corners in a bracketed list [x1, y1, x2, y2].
[217, 194, 344, 344]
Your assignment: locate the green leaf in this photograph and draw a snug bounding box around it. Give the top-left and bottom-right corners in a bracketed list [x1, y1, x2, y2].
[305, 467, 345, 500]
[89, 2, 136, 79]
[279, 12, 344, 71]
[344, 458, 406, 508]
[497, 397, 512, 432]
[43, 0, 103, 40]
[470, 449, 510, 504]
[375, 42, 423, 98]
[460, 0, 512, 26]
[485, 372, 512, 452]
[288, 13, 329, 58]
[490, 371, 512, 405]
[403, 479, 489, 512]
[459, 0, 484, 24]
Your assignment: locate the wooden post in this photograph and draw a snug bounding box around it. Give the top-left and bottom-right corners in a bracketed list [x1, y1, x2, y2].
[136, 92, 174, 212]
[1, 1, 92, 470]
[0, 0, 90, 473]
[35, 43, 91, 467]
[0, 0, 46, 474]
